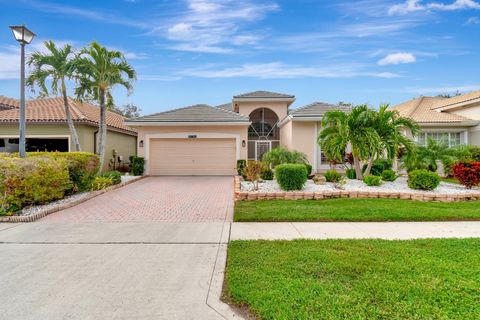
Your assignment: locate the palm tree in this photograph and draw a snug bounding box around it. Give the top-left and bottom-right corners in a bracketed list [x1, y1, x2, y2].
[363, 105, 419, 176]
[318, 105, 380, 180]
[74, 42, 136, 170]
[26, 41, 82, 151]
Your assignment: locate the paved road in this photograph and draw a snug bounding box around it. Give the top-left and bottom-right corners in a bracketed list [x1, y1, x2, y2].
[0, 177, 239, 320]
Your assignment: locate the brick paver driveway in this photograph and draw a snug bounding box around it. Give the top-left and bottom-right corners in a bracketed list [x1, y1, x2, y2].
[41, 176, 234, 223]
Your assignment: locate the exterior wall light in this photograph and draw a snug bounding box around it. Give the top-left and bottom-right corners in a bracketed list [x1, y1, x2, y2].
[139, 140, 144, 147]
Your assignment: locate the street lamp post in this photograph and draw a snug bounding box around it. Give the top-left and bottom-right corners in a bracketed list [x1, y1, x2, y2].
[9, 25, 35, 158]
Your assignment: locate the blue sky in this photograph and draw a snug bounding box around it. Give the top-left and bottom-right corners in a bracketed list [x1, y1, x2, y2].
[0, 0, 479, 115]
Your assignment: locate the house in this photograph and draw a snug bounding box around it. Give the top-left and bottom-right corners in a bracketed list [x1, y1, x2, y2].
[125, 91, 349, 176]
[0, 95, 137, 171]
[391, 90, 480, 147]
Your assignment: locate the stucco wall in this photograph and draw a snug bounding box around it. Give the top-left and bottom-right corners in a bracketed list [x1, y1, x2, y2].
[0, 123, 137, 171]
[451, 104, 480, 120]
[280, 120, 293, 150]
[291, 121, 316, 166]
[468, 124, 480, 146]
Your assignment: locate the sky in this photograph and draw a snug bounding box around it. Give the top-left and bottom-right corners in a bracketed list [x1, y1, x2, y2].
[0, 0, 479, 115]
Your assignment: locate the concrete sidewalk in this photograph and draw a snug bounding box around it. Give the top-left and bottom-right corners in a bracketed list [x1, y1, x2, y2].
[230, 221, 480, 240]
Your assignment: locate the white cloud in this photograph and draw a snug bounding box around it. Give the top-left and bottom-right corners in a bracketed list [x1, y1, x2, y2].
[389, 0, 480, 15]
[158, 0, 279, 53]
[466, 16, 480, 23]
[388, 0, 425, 15]
[406, 84, 480, 94]
[137, 75, 182, 81]
[378, 52, 416, 65]
[178, 62, 402, 79]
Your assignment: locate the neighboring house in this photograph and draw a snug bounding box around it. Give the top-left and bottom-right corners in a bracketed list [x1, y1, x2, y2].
[0, 95, 137, 171]
[391, 90, 480, 147]
[126, 91, 349, 176]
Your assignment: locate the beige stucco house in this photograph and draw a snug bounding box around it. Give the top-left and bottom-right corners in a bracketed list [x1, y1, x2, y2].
[0, 96, 137, 171]
[391, 90, 480, 147]
[126, 91, 349, 176]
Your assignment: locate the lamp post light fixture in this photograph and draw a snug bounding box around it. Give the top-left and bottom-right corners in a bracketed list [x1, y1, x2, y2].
[9, 24, 35, 158]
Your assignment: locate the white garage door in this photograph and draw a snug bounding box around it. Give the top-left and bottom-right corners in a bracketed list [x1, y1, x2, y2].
[149, 138, 236, 176]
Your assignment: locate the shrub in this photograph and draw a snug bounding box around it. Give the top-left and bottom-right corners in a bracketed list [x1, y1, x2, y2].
[346, 168, 356, 179]
[304, 164, 313, 177]
[262, 147, 308, 168]
[101, 171, 122, 185]
[363, 175, 382, 186]
[381, 169, 397, 182]
[0, 157, 72, 215]
[91, 176, 113, 191]
[408, 169, 440, 191]
[324, 170, 342, 183]
[236, 160, 247, 176]
[362, 159, 392, 176]
[261, 168, 274, 180]
[28, 152, 99, 192]
[452, 161, 480, 189]
[275, 164, 308, 191]
[129, 156, 145, 176]
[244, 161, 264, 190]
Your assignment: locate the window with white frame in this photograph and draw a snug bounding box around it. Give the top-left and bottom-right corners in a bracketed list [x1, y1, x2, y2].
[416, 132, 462, 147]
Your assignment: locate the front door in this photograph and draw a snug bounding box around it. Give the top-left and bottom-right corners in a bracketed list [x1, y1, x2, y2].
[255, 141, 271, 161]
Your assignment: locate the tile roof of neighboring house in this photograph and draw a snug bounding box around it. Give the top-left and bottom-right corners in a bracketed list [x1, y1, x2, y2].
[127, 104, 250, 123]
[215, 103, 234, 111]
[431, 89, 480, 109]
[0, 96, 136, 134]
[0, 95, 19, 110]
[391, 96, 472, 123]
[291, 102, 352, 117]
[233, 90, 295, 99]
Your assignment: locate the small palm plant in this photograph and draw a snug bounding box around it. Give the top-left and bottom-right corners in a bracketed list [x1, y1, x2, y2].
[74, 42, 136, 170]
[26, 41, 82, 151]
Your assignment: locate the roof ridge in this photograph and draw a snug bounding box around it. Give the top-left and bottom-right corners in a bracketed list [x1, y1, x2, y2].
[405, 96, 426, 118]
[67, 97, 88, 120]
[205, 104, 249, 119]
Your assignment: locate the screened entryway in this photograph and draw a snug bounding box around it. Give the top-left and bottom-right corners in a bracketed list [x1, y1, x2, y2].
[247, 108, 280, 160]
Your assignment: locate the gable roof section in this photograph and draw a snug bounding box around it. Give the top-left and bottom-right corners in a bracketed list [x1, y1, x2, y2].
[391, 96, 473, 124]
[126, 104, 250, 124]
[290, 102, 352, 118]
[0, 96, 136, 135]
[233, 90, 295, 99]
[431, 89, 480, 110]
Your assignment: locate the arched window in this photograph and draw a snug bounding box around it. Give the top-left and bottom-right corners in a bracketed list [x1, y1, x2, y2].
[248, 108, 280, 160]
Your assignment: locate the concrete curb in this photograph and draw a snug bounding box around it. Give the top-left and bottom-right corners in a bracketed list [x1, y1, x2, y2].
[234, 176, 480, 202]
[0, 176, 147, 223]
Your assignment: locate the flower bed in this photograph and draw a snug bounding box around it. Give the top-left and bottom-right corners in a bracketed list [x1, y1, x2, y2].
[235, 176, 480, 202]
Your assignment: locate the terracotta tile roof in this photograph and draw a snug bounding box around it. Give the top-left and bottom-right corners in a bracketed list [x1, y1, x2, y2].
[431, 89, 480, 109]
[0, 96, 136, 134]
[291, 102, 352, 117]
[233, 90, 295, 99]
[0, 95, 19, 110]
[128, 104, 250, 123]
[391, 96, 472, 123]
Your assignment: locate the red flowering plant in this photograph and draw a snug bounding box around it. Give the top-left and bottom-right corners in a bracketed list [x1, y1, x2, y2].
[452, 161, 480, 189]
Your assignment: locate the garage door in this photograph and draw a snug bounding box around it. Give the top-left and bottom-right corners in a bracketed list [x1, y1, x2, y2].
[149, 138, 236, 176]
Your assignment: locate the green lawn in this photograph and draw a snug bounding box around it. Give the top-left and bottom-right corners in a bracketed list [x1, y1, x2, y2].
[234, 198, 480, 222]
[225, 239, 480, 320]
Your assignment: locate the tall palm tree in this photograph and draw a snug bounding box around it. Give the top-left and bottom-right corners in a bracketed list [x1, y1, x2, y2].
[26, 41, 82, 151]
[363, 105, 419, 176]
[74, 42, 136, 171]
[318, 105, 380, 180]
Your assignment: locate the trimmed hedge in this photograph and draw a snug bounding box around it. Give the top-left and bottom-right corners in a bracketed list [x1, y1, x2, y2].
[381, 170, 397, 182]
[408, 169, 440, 191]
[28, 152, 99, 192]
[0, 156, 72, 215]
[101, 171, 122, 185]
[130, 156, 145, 176]
[91, 176, 114, 191]
[275, 164, 307, 191]
[363, 175, 382, 186]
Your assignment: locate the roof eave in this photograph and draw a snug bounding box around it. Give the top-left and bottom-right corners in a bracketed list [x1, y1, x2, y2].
[433, 98, 480, 112]
[232, 97, 296, 105]
[418, 120, 480, 127]
[124, 121, 251, 126]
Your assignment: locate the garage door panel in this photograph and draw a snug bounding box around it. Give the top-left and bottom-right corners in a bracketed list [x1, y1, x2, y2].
[149, 138, 236, 176]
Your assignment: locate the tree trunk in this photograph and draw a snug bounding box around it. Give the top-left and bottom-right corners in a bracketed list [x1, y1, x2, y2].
[97, 89, 107, 172]
[354, 155, 363, 180]
[363, 157, 374, 176]
[62, 79, 81, 151]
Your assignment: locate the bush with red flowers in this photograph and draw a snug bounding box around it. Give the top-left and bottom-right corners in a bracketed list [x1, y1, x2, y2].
[452, 161, 480, 189]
